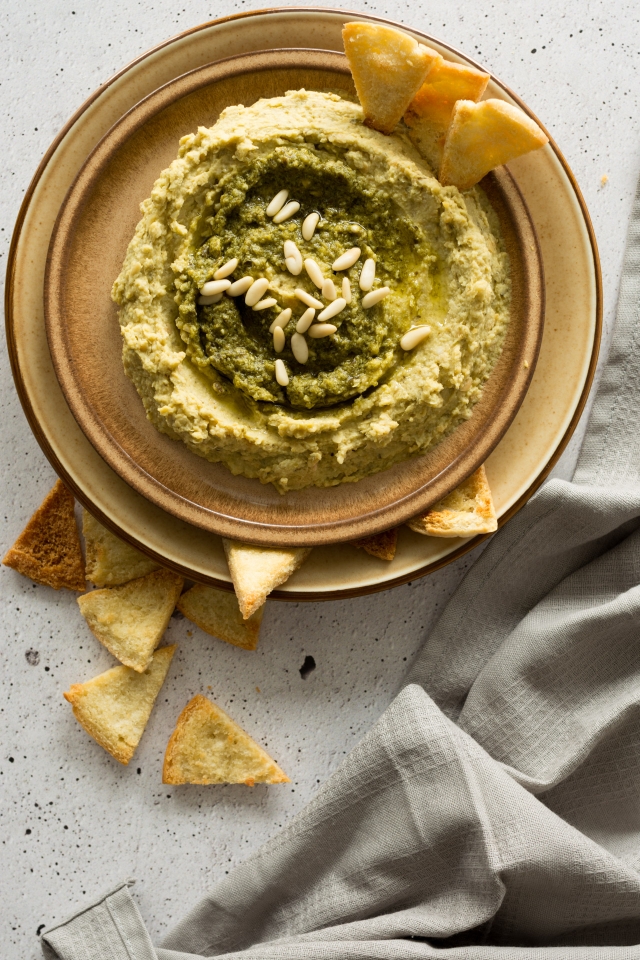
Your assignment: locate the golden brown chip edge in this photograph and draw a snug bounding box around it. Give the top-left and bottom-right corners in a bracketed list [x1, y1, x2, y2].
[162, 694, 290, 786]
[351, 527, 398, 561]
[63, 645, 177, 765]
[176, 585, 263, 651]
[2, 479, 85, 591]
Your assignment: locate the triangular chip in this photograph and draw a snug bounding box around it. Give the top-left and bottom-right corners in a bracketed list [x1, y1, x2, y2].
[404, 59, 489, 170]
[222, 539, 311, 619]
[77, 569, 184, 671]
[3, 479, 85, 591]
[177, 584, 263, 650]
[83, 509, 161, 586]
[64, 645, 176, 764]
[343, 21, 441, 134]
[407, 465, 497, 537]
[163, 694, 290, 785]
[351, 527, 398, 561]
[439, 98, 548, 190]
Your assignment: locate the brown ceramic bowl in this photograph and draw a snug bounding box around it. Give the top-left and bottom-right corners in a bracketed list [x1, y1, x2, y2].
[44, 47, 544, 548]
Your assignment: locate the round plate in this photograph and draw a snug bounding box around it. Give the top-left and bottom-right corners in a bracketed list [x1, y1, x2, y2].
[44, 48, 543, 547]
[6, 8, 601, 597]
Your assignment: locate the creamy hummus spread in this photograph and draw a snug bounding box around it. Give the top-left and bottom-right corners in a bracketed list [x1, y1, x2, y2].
[113, 90, 510, 492]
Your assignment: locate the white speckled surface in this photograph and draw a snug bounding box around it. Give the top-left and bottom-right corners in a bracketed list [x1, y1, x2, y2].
[1, 1, 639, 956]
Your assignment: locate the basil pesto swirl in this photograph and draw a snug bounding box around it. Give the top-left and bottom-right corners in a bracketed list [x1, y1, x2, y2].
[174, 145, 436, 409]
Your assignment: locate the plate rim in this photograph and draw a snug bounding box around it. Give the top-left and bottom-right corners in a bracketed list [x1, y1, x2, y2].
[4, 6, 602, 598]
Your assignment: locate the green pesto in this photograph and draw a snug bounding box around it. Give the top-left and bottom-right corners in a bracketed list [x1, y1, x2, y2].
[175, 144, 439, 410]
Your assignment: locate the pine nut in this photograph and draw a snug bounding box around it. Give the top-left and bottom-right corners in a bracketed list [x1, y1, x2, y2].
[291, 332, 309, 363]
[308, 323, 337, 339]
[273, 201, 300, 224]
[295, 288, 324, 310]
[342, 277, 351, 303]
[284, 240, 303, 274]
[359, 258, 376, 291]
[296, 308, 315, 333]
[286, 257, 303, 276]
[275, 358, 289, 386]
[304, 258, 324, 289]
[322, 278, 337, 301]
[269, 308, 292, 333]
[200, 278, 231, 296]
[266, 189, 288, 217]
[400, 325, 431, 350]
[302, 212, 320, 241]
[285, 243, 302, 273]
[198, 293, 222, 305]
[273, 327, 285, 352]
[332, 247, 361, 271]
[317, 298, 346, 322]
[227, 276, 253, 296]
[253, 297, 277, 311]
[362, 286, 391, 308]
[214, 258, 238, 280]
[245, 277, 269, 306]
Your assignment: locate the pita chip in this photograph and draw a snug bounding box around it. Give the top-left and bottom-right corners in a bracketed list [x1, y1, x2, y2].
[223, 539, 311, 619]
[351, 527, 398, 561]
[163, 694, 290, 786]
[177, 584, 263, 650]
[64, 645, 176, 764]
[407, 465, 497, 538]
[405, 58, 489, 170]
[343, 22, 441, 134]
[3, 479, 85, 591]
[77, 569, 184, 671]
[440, 98, 548, 190]
[83, 509, 161, 586]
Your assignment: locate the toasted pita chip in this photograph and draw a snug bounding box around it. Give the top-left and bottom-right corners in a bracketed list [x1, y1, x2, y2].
[177, 584, 263, 650]
[83, 510, 161, 586]
[222, 540, 311, 619]
[343, 22, 441, 134]
[351, 527, 398, 561]
[440, 98, 548, 190]
[163, 694, 290, 786]
[64, 645, 176, 764]
[77, 569, 183, 671]
[405, 59, 489, 170]
[407, 465, 497, 538]
[2, 479, 85, 591]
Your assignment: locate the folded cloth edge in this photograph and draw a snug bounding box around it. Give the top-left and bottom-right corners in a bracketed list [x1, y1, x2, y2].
[41, 879, 158, 960]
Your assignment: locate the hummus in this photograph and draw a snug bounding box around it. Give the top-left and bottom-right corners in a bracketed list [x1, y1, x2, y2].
[113, 90, 510, 492]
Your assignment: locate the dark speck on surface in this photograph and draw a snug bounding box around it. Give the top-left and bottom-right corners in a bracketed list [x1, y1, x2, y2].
[299, 655, 316, 680]
[25, 649, 40, 666]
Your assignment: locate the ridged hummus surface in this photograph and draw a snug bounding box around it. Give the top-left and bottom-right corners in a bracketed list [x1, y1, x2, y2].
[112, 90, 510, 493]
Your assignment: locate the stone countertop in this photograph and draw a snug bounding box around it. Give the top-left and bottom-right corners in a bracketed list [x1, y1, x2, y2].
[1, 1, 639, 956]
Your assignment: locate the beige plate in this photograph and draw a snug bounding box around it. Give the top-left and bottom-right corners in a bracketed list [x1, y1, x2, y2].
[44, 48, 543, 547]
[6, 8, 601, 597]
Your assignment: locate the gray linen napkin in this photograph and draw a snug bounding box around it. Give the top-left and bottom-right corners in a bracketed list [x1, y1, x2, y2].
[41, 172, 640, 959]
